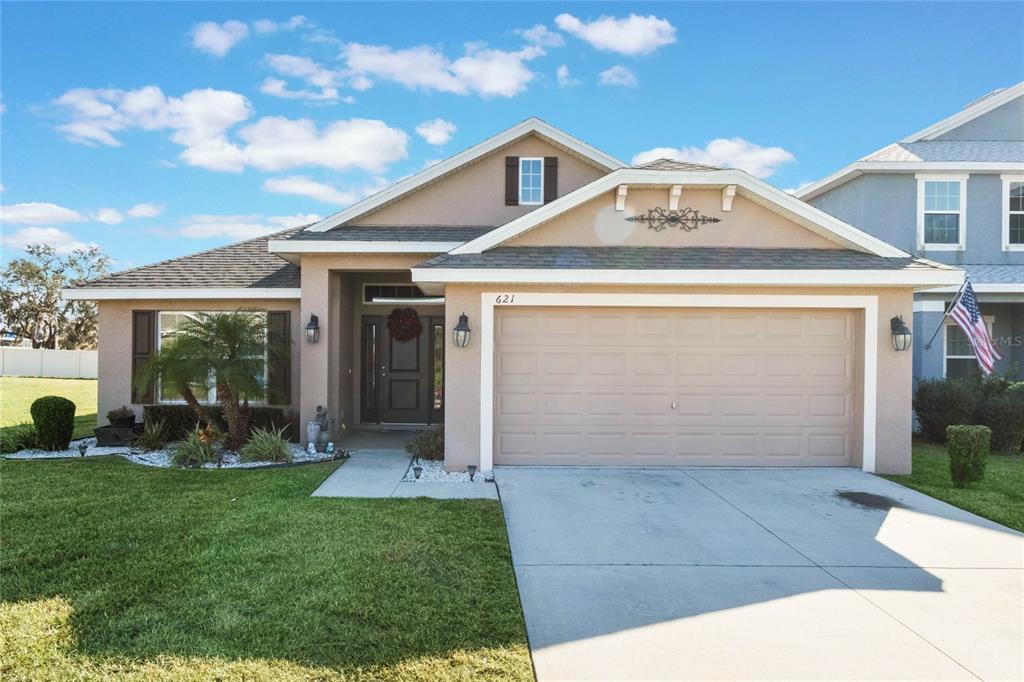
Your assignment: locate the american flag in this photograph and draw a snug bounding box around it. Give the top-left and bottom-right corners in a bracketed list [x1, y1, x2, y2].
[948, 281, 1002, 375]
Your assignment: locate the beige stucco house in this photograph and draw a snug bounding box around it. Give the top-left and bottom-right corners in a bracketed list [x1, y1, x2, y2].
[64, 118, 963, 474]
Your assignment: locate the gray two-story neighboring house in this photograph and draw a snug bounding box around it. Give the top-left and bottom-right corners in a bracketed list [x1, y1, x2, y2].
[799, 82, 1024, 382]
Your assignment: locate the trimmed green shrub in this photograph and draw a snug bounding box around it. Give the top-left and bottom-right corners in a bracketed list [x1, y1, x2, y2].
[134, 418, 169, 451]
[976, 386, 1024, 453]
[170, 425, 216, 468]
[106, 405, 136, 427]
[240, 425, 293, 463]
[913, 379, 976, 442]
[29, 396, 76, 451]
[142, 405, 298, 442]
[946, 425, 990, 488]
[0, 424, 38, 454]
[405, 426, 443, 461]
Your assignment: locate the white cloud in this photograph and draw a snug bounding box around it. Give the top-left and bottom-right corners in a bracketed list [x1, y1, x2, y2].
[127, 203, 164, 218]
[262, 176, 360, 205]
[261, 53, 352, 102]
[0, 202, 84, 225]
[191, 20, 249, 57]
[177, 212, 321, 239]
[556, 64, 580, 88]
[342, 41, 540, 98]
[237, 117, 407, 172]
[252, 16, 307, 34]
[555, 13, 676, 56]
[599, 65, 638, 87]
[632, 138, 796, 178]
[93, 208, 124, 225]
[53, 86, 406, 173]
[1, 227, 97, 254]
[517, 24, 565, 47]
[415, 118, 457, 145]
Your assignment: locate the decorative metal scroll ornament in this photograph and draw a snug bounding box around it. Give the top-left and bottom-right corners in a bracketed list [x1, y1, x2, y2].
[626, 206, 721, 232]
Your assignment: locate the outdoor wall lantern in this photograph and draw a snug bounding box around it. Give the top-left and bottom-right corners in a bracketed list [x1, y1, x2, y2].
[890, 315, 912, 352]
[453, 312, 471, 348]
[305, 314, 321, 344]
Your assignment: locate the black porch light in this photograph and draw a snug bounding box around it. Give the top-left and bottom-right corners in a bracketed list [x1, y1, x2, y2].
[305, 314, 320, 344]
[453, 312, 471, 348]
[890, 315, 912, 352]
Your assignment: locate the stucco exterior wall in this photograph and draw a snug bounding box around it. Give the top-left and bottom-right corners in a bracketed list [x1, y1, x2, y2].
[441, 283, 916, 475]
[352, 135, 608, 227]
[509, 188, 841, 249]
[96, 298, 301, 425]
[933, 97, 1024, 141]
[913, 301, 1024, 382]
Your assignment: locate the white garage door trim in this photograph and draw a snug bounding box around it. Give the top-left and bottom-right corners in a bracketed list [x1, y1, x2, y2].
[479, 293, 879, 473]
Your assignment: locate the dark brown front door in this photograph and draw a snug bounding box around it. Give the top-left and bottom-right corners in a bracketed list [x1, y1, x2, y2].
[361, 315, 444, 424]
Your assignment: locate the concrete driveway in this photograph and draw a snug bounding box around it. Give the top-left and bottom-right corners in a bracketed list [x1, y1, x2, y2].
[496, 467, 1023, 681]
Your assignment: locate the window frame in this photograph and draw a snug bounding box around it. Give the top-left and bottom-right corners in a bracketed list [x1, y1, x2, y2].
[942, 314, 995, 379]
[361, 283, 444, 306]
[1001, 174, 1024, 252]
[916, 173, 967, 252]
[518, 157, 544, 206]
[156, 310, 269, 405]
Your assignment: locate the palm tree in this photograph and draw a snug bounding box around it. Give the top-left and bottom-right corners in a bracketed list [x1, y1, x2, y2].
[138, 311, 270, 448]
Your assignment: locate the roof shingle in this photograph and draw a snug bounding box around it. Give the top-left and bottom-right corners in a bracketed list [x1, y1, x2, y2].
[862, 141, 1024, 163]
[632, 158, 724, 172]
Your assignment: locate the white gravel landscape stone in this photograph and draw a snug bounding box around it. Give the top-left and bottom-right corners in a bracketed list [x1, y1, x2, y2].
[403, 458, 493, 484]
[5, 438, 336, 469]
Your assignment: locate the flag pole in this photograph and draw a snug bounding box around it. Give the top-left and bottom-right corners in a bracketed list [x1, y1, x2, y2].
[923, 275, 969, 350]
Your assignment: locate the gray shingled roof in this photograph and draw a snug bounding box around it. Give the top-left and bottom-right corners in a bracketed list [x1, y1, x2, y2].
[862, 141, 1024, 163]
[633, 158, 724, 172]
[287, 225, 495, 241]
[961, 264, 1024, 284]
[72, 228, 302, 289]
[418, 247, 953, 271]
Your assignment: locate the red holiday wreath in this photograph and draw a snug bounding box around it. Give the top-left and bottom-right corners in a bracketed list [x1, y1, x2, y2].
[387, 307, 422, 342]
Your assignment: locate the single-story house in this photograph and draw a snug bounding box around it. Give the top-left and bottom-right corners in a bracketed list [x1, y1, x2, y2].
[64, 118, 963, 474]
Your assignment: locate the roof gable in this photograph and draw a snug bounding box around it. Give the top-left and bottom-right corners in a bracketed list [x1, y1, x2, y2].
[902, 82, 1024, 142]
[304, 118, 625, 233]
[452, 168, 909, 258]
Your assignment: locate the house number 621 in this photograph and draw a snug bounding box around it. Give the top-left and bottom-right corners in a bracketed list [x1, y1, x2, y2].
[495, 294, 515, 304]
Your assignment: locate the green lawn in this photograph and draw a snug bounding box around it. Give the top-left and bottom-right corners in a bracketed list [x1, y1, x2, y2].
[0, 377, 98, 440]
[0, 458, 532, 681]
[885, 441, 1024, 532]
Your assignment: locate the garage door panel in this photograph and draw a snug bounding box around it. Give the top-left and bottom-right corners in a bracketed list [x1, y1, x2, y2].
[494, 307, 857, 466]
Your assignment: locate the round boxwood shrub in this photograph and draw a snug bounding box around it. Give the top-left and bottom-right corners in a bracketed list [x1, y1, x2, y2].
[29, 396, 76, 450]
[946, 425, 990, 489]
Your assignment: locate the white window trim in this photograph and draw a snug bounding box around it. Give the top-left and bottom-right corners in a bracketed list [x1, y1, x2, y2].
[942, 315, 995, 378]
[478, 292, 880, 473]
[916, 173, 967, 252]
[156, 311, 269, 405]
[1001, 174, 1024, 252]
[518, 157, 544, 206]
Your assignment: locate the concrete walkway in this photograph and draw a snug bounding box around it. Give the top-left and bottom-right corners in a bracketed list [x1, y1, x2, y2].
[498, 466, 1024, 681]
[312, 450, 497, 499]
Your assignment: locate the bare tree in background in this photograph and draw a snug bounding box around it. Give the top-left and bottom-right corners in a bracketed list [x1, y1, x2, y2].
[0, 244, 111, 349]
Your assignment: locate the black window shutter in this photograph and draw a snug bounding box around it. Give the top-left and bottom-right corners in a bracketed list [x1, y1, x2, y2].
[505, 156, 519, 205]
[266, 311, 291, 405]
[543, 156, 558, 203]
[131, 310, 155, 404]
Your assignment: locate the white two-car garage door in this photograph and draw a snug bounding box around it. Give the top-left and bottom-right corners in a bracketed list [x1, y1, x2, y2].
[493, 307, 860, 466]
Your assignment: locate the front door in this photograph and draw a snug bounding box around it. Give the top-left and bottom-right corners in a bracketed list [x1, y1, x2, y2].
[361, 314, 444, 424]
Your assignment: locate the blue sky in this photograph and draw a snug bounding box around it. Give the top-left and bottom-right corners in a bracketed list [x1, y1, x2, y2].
[1, 2, 1022, 271]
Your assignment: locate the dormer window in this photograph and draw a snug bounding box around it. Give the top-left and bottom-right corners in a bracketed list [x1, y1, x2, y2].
[519, 157, 544, 205]
[917, 174, 967, 251]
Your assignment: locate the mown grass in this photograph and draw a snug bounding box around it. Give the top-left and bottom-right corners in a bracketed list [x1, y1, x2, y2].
[885, 440, 1024, 532]
[0, 457, 531, 681]
[0, 377, 97, 440]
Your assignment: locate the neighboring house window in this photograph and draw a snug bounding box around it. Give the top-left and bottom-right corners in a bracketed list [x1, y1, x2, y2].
[157, 311, 267, 404]
[519, 157, 543, 205]
[917, 174, 967, 251]
[944, 316, 995, 380]
[1002, 174, 1024, 251]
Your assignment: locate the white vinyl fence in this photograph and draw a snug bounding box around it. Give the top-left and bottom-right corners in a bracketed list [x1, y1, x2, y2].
[0, 347, 98, 379]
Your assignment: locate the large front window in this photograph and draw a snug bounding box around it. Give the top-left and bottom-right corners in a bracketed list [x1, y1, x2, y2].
[157, 311, 267, 403]
[1003, 175, 1024, 250]
[519, 157, 543, 205]
[944, 316, 994, 380]
[918, 175, 966, 250]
